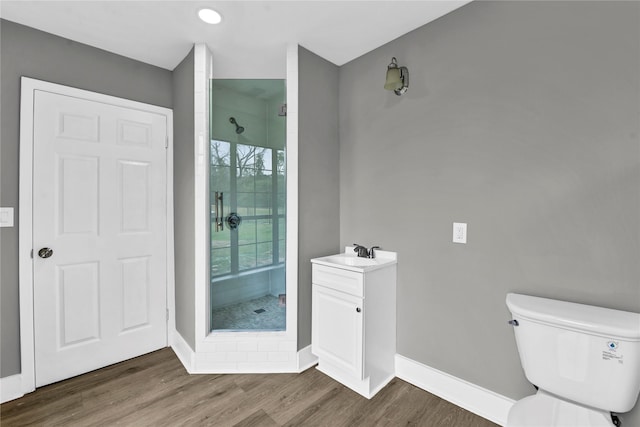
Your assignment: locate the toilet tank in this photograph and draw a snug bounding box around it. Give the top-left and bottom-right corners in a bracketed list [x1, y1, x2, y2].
[506, 293, 640, 413]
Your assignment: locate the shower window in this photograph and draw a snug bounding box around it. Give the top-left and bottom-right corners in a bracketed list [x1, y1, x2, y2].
[211, 141, 285, 277]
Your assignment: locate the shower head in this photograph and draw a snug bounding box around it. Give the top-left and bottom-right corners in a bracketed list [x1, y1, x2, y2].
[229, 117, 245, 134]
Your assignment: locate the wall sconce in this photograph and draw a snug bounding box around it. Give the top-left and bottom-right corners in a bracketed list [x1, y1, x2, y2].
[384, 57, 409, 96]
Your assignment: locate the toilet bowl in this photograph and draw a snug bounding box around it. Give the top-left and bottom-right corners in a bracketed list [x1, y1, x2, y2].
[506, 293, 640, 427]
[507, 390, 612, 427]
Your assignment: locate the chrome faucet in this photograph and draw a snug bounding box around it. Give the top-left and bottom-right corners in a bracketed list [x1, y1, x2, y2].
[353, 243, 369, 258]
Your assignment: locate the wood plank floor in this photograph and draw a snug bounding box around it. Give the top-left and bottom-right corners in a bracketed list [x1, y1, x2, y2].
[1, 348, 498, 426]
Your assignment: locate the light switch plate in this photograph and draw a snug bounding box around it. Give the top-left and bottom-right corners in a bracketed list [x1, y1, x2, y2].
[453, 222, 467, 244]
[0, 207, 14, 227]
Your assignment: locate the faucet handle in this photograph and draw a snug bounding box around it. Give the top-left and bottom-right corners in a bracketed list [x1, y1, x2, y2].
[368, 246, 381, 259]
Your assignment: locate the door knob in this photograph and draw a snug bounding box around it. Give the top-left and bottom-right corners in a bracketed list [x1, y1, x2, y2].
[38, 247, 53, 259]
[356, 307, 361, 313]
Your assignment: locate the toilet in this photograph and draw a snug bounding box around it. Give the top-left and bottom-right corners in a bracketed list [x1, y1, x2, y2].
[506, 293, 640, 427]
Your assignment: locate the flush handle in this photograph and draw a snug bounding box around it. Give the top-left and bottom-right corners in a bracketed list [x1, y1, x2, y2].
[508, 319, 519, 327]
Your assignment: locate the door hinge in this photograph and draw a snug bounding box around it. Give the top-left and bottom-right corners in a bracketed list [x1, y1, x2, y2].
[165, 136, 169, 149]
[30, 249, 34, 259]
[166, 308, 169, 321]
[278, 104, 287, 117]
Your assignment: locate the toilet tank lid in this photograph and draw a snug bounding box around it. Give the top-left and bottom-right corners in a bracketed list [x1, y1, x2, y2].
[506, 293, 640, 340]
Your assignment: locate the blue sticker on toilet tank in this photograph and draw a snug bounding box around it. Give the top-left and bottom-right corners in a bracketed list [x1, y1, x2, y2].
[603, 341, 623, 364]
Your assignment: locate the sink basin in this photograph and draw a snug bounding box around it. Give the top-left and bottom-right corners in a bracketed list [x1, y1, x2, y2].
[311, 248, 397, 272]
[323, 255, 378, 267]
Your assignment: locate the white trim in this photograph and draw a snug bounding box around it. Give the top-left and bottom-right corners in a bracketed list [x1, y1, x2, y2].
[193, 43, 211, 347]
[170, 330, 196, 374]
[0, 374, 24, 403]
[284, 42, 299, 348]
[18, 78, 36, 395]
[166, 115, 176, 341]
[395, 354, 514, 426]
[296, 345, 318, 372]
[18, 77, 175, 394]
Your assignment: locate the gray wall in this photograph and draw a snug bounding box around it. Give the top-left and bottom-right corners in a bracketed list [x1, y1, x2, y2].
[298, 47, 340, 348]
[172, 48, 196, 350]
[0, 19, 173, 378]
[4, 5, 639, 423]
[338, 0, 640, 423]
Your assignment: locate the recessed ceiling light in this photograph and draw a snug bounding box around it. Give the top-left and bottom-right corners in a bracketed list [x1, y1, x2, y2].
[198, 8, 222, 25]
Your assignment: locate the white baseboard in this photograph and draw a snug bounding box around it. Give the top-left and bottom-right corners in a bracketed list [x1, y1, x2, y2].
[395, 354, 514, 427]
[296, 345, 318, 372]
[170, 330, 195, 373]
[1, 374, 24, 404]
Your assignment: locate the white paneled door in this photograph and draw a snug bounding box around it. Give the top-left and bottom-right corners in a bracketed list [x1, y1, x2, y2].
[32, 90, 168, 387]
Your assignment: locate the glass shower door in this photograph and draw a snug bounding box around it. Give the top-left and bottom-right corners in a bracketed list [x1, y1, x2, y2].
[209, 79, 286, 332]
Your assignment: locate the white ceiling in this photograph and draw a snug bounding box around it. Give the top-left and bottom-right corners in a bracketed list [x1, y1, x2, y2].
[0, 0, 471, 77]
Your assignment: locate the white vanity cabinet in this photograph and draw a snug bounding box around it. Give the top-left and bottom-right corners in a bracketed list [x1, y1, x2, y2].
[311, 248, 397, 399]
[312, 267, 365, 378]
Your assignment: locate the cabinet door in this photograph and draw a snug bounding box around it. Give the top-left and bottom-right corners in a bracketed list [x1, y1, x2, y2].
[312, 284, 364, 379]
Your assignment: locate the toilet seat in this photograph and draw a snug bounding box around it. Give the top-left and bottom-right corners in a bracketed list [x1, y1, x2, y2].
[507, 391, 613, 427]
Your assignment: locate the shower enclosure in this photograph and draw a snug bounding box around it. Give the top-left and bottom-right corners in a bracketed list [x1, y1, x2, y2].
[209, 79, 286, 332]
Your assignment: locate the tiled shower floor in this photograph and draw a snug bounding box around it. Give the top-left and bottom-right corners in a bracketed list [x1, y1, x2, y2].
[211, 295, 286, 331]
